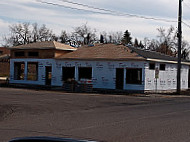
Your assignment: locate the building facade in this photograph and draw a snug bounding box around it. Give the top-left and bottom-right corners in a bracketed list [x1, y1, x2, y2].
[0, 47, 10, 77]
[9, 42, 190, 92]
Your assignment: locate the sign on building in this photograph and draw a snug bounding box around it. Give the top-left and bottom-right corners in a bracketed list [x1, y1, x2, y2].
[155, 67, 159, 79]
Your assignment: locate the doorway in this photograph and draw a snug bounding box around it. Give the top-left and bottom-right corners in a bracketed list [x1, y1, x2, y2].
[45, 66, 52, 85]
[116, 68, 124, 90]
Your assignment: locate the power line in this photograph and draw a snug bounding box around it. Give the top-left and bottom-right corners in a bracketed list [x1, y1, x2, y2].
[183, 0, 190, 8]
[36, 0, 121, 16]
[180, 0, 190, 29]
[184, 2, 190, 8]
[36, 0, 177, 23]
[182, 21, 190, 28]
[58, 0, 116, 13]
[36, 0, 190, 31]
[59, 0, 177, 22]
[59, 0, 190, 31]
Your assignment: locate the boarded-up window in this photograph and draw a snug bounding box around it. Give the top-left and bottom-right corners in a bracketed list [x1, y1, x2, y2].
[78, 67, 92, 80]
[126, 68, 142, 84]
[14, 62, 25, 80]
[62, 67, 75, 82]
[27, 62, 38, 81]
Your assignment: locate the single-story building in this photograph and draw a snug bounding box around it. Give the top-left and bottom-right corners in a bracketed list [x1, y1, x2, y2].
[8, 41, 190, 92]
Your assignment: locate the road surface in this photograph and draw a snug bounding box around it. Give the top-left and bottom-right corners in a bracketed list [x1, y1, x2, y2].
[0, 87, 190, 142]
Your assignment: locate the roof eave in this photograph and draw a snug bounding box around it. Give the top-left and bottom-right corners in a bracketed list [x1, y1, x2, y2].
[55, 57, 146, 61]
[146, 58, 190, 65]
[8, 47, 54, 50]
[55, 48, 77, 51]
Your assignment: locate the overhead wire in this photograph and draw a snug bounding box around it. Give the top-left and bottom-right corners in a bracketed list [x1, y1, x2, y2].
[36, 0, 190, 30]
[58, 0, 178, 23]
[182, 21, 190, 29]
[184, 2, 190, 9]
[181, 1, 190, 29]
[36, 0, 177, 23]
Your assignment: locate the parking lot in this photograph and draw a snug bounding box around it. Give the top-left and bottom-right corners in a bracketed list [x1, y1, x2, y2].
[1, 87, 190, 142]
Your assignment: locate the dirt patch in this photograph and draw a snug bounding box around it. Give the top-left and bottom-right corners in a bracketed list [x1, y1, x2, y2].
[0, 105, 15, 121]
[0, 104, 47, 121]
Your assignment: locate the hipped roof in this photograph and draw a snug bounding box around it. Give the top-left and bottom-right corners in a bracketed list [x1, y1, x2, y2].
[8, 41, 76, 51]
[56, 44, 145, 61]
[56, 44, 190, 65]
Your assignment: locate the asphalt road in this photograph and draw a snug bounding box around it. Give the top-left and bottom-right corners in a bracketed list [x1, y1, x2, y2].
[0, 87, 190, 142]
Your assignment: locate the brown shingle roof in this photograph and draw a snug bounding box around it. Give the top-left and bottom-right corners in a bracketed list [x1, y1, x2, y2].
[128, 46, 190, 63]
[8, 41, 76, 51]
[55, 44, 145, 61]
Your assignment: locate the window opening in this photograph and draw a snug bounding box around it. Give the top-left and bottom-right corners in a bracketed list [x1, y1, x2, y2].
[160, 64, 166, 71]
[27, 62, 38, 81]
[14, 62, 25, 80]
[28, 52, 39, 57]
[78, 67, 92, 80]
[62, 67, 75, 82]
[126, 68, 142, 84]
[15, 51, 25, 57]
[149, 63, 155, 70]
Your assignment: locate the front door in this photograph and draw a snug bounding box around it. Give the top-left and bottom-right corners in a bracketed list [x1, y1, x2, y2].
[116, 68, 124, 90]
[45, 66, 52, 85]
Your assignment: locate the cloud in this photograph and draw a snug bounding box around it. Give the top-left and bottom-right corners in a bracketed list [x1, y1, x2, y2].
[0, 19, 11, 45]
[0, 0, 190, 45]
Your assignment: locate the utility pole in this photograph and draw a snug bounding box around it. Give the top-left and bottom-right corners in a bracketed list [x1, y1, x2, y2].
[177, 0, 182, 94]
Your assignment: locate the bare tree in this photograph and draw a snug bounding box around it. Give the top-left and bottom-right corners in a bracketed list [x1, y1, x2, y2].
[38, 24, 54, 41]
[73, 23, 97, 45]
[32, 23, 39, 42]
[181, 41, 190, 59]
[3, 23, 55, 46]
[143, 37, 151, 49]
[60, 30, 68, 43]
[143, 26, 190, 59]
[108, 31, 123, 44]
[156, 26, 177, 56]
[4, 22, 31, 46]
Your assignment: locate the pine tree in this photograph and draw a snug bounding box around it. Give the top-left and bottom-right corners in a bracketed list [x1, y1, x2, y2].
[100, 35, 104, 43]
[139, 41, 144, 48]
[134, 38, 139, 47]
[122, 30, 132, 45]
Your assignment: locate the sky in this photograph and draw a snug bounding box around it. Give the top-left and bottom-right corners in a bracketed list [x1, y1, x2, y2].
[0, 0, 190, 46]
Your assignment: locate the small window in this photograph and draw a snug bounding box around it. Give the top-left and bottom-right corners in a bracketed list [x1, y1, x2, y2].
[126, 68, 142, 84]
[28, 52, 39, 57]
[0, 51, 3, 55]
[149, 63, 155, 70]
[15, 51, 25, 57]
[78, 67, 92, 80]
[160, 64, 166, 71]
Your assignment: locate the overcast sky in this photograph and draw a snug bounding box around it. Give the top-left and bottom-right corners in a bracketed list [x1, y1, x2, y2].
[0, 0, 190, 45]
